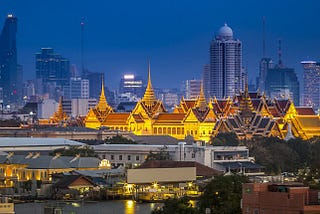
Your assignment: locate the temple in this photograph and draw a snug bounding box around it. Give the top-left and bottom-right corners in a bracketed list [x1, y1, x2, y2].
[84, 65, 320, 142]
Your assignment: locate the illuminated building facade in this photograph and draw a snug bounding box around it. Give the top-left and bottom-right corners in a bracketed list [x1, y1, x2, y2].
[301, 61, 320, 111]
[119, 74, 144, 98]
[84, 65, 320, 142]
[208, 24, 243, 98]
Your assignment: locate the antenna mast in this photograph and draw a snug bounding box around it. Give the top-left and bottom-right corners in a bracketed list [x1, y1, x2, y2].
[81, 17, 85, 77]
[262, 16, 266, 58]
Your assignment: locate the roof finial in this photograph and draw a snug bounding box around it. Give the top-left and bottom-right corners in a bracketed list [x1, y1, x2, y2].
[96, 76, 110, 112]
[142, 59, 156, 107]
[196, 81, 207, 111]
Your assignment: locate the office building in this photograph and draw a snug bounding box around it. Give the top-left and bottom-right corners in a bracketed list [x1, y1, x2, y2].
[202, 64, 210, 99]
[35, 48, 70, 97]
[184, 79, 201, 99]
[208, 24, 243, 98]
[119, 74, 144, 98]
[257, 58, 273, 91]
[62, 98, 96, 117]
[0, 14, 19, 105]
[86, 71, 103, 99]
[301, 61, 320, 111]
[265, 66, 300, 105]
[63, 77, 89, 99]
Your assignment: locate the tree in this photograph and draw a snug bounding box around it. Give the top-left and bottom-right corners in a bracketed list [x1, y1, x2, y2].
[197, 175, 249, 214]
[50, 145, 96, 157]
[211, 132, 240, 146]
[152, 197, 196, 214]
[146, 146, 171, 161]
[106, 135, 136, 144]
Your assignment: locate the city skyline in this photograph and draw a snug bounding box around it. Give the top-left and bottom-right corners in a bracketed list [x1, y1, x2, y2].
[1, 0, 320, 90]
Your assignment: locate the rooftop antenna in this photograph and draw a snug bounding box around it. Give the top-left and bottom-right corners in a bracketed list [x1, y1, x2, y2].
[278, 39, 283, 67]
[262, 16, 266, 58]
[81, 17, 85, 77]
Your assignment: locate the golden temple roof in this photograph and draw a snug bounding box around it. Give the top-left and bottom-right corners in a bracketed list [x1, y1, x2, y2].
[50, 97, 68, 124]
[141, 61, 156, 107]
[96, 80, 113, 113]
[195, 81, 207, 111]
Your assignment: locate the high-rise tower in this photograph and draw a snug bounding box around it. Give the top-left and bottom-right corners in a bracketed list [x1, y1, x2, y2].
[35, 48, 70, 99]
[257, 17, 273, 92]
[301, 61, 320, 111]
[0, 14, 18, 105]
[209, 24, 243, 98]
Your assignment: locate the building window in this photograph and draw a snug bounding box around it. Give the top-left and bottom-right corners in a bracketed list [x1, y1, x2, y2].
[119, 155, 123, 160]
[111, 155, 114, 160]
[182, 128, 185, 134]
[136, 156, 140, 161]
[177, 127, 181, 134]
[168, 127, 171, 134]
[158, 127, 162, 134]
[163, 128, 167, 134]
[127, 155, 131, 161]
[102, 154, 106, 159]
[154, 128, 157, 134]
[192, 153, 195, 158]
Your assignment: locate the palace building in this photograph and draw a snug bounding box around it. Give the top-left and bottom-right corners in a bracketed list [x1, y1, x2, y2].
[84, 65, 320, 142]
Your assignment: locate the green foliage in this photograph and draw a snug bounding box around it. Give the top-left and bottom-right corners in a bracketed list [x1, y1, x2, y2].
[211, 132, 240, 146]
[152, 197, 196, 214]
[197, 175, 249, 214]
[106, 135, 136, 144]
[245, 137, 320, 174]
[146, 146, 171, 161]
[50, 145, 96, 157]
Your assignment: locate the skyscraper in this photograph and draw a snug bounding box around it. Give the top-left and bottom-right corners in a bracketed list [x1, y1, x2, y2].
[265, 66, 300, 105]
[184, 79, 201, 99]
[301, 61, 320, 110]
[0, 14, 19, 105]
[257, 58, 273, 91]
[208, 24, 242, 98]
[63, 77, 89, 99]
[35, 48, 70, 98]
[119, 73, 144, 98]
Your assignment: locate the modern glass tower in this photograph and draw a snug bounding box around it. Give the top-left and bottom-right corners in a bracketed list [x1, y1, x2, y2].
[301, 61, 320, 110]
[0, 14, 18, 105]
[208, 24, 242, 98]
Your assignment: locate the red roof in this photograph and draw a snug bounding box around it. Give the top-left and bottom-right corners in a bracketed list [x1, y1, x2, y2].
[296, 107, 315, 115]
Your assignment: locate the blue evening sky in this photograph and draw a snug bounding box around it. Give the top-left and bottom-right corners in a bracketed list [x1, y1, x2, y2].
[1, 0, 319, 90]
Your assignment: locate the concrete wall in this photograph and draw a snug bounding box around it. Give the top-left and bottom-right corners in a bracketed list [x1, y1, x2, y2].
[127, 167, 196, 184]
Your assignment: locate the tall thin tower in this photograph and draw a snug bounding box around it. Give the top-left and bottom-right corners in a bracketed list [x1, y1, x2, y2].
[0, 14, 18, 105]
[262, 16, 266, 58]
[81, 18, 85, 77]
[257, 16, 273, 92]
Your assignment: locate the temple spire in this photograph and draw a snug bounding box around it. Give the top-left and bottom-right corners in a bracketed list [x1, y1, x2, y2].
[142, 60, 156, 107]
[196, 81, 207, 111]
[96, 79, 109, 112]
[239, 81, 254, 124]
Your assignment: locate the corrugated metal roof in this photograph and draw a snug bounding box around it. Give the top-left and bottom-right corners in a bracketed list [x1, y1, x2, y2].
[0, 137, 84, 147]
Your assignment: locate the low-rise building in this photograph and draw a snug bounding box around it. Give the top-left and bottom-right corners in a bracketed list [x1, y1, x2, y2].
[92, 142, 263, 174]
[242, 183, 320, 214]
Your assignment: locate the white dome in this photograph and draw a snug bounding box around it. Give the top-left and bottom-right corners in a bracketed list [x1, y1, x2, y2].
[217, 24, 233, 40]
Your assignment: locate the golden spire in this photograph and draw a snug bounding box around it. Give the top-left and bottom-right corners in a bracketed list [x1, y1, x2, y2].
[239, 81, 254, 123]
[142, 60, 156, 107]
[56, 96, 64, 117]
[196, 81, 207, 111]
[96, 79, 109, 112]
[51, 96, 68, 123]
